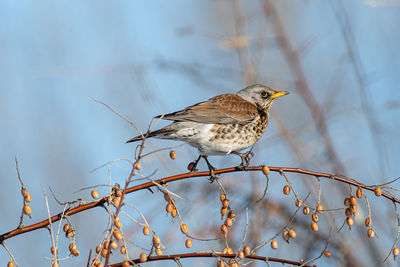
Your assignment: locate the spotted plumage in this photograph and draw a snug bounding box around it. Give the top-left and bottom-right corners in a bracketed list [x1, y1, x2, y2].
[127, 84, 288, 173]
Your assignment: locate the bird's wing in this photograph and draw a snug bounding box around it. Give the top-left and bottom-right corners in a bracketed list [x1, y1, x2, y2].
[156, 94, 259, 125]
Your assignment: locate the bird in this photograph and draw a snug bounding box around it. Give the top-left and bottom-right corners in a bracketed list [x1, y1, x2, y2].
[127, 84, 288, 179]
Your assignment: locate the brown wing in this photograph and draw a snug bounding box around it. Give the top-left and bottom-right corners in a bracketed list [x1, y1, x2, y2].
[156, 94, 259, 125]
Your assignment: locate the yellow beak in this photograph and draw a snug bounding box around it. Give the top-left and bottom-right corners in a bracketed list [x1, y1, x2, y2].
[271, 91, 289, 99]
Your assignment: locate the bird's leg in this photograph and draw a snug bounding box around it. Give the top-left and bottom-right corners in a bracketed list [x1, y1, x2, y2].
[202, 156, 218, 182]
[189, 155, 202, 172]
[232, 150, 254, 169]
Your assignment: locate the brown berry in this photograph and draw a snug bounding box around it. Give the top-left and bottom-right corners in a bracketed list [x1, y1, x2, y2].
[110, 240, 118, 250]
[169, 150, 177, 159]
[303, 206, 310, 215]
[51, 246, 57, 255]
[187, 162, 195, 171]
[312, 213, 319, 223]
[7, 262, 15, 267]
[103, 241, 109, 249]
[283, 185, 290, 195]
[143, 226, 150, 235]
[120, 245, 126, 254]
[346, 217, 354, 226]
[394, 247, 399, 257]
[217, 259, 225, 267]
[295, 199, 302, 207]
[324, 250, 332, 257]
[365, 217, 371, 227]
[288, 229, 296, 239]
[181, 224, 189, 234]
[220, 193, 226, 202]
[243, 245, 251, 256]
[122, 261, 130, 267]
[135, 162, 141, 170]
[171, 208, 177, 218]
[356, 188, 364, 198]
[367, 228, 375, 238]
[163, 193, 171, 202]
[114, 217, 122, 229]
[185, 239, 192, 248]
[345, 208, 352, 217]
[66, 229, 75, 238]
[282, 231, 289, 242]
[91, 190, 99, 199]
[101, 248, 108, 258]
[23, 204, 31, 215]
[166, 203, 174, 213]
[112, 197, 121, 207]
[21, 188, 29, 198]
[311, 222, 319, 231]
[271, 240, 278, 249]
[139, 252, 147, 262]
[221, 224, 228, 234]
[69, 243, 75, 252]
[317, 204, 323, 213]
[155, 247, 163, 255]
[222, 199, 229, 208]
[96, 245, 101, 254]
[228, 210, 236, 219]
[238, 250, 245, 259]
[25, 193, 32, 203]
[374, 187, 382, 196]
[225, 218, 233, 227]
[72, 248, 80, 257]
[152, 235, 160, 246]
[350, 204, 357, 214]
[350, 196, 357, 205]
[52, 262, 59, 267]
[344, 197, 350, 206]
[227, 247, 233, 254]
[262, 165, 270, 175]
[221, 207, 228, 216]
[114, 189, 123, 197]
[63, 223, 71, 232]
[113, 229, 123, 240]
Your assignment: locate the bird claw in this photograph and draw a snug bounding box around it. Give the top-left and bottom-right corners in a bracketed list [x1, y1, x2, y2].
[208, 169, 218, 183]
[236, 151, 254, 169]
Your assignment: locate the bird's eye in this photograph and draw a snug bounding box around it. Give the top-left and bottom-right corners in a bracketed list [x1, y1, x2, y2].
[261, 91, 269, 98]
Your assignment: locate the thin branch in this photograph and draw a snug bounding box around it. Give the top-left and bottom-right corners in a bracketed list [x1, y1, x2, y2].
[2, 166, 399, 243]
[108, 252, 312, 267]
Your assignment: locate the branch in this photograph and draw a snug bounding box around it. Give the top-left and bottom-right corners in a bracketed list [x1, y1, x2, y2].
[108, 252, 312, 267]
[1, 166, 399, 243]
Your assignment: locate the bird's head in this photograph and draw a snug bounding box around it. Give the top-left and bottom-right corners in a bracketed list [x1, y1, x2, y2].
[237, 84, 289, 110]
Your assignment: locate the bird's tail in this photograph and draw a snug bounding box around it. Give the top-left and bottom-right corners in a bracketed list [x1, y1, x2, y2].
[126, 128, 175, 143]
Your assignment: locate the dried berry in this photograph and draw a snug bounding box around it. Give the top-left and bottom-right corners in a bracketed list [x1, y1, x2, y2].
[169, 150, 177, 159]
[374, 187, 382, 196]
[185, 239, 192, 248]
[271, 240, 278, 249]
[262, 165, 270, 175]
[91, 190, 99, 199]
[283, 185, 290, 195]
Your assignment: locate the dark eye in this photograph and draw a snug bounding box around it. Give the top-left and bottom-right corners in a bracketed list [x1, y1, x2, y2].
[261, 91, 270, 98]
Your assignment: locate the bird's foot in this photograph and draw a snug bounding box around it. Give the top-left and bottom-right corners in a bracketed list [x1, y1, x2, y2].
[202, 156, 219, 183]
[233, 151, 254, 170]
[208, 170, 218, 183]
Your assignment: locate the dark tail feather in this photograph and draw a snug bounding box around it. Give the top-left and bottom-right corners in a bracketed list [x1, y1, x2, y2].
[126, 128, 174, 143]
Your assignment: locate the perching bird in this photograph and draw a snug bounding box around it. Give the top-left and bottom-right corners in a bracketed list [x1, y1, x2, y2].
[127, 84, 288, 178]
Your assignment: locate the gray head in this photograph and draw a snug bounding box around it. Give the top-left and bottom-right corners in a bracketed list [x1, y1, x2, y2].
[237, 84, 289, 110]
